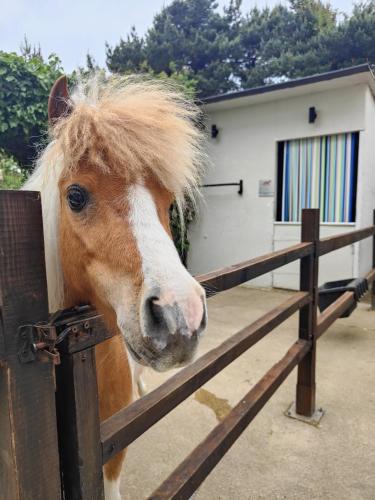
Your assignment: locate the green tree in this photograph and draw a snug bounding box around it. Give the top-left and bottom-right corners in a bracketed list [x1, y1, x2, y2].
[0, 50, 63, 170]
[106, 27, 147, 73]
[106, 0, 375, 98]
[106, 0, 340, 96]
[106, 0, 242, 97]
[323, 1, 375, 70]
[239, 0, 337, 88]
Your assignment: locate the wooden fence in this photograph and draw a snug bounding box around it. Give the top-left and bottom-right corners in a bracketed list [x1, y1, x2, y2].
[0, 190, 374, 499]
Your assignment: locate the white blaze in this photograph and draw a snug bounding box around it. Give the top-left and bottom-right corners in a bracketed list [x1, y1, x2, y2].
[128, 184, 204, 334]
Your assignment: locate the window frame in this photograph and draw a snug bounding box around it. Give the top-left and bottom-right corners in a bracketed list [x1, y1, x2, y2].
[275, 132, 359, 224]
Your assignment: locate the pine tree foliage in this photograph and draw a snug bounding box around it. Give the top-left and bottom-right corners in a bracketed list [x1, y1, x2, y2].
[106, 0, 375, 97]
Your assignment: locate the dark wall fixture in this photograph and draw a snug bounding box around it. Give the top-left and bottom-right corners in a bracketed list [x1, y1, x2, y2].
[201, 179, 243, 195]
[309, 106, 317, 123]
[211, 124, 219, 138]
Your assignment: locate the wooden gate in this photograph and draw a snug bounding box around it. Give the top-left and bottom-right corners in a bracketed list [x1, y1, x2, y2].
[0, 190, 374, 499]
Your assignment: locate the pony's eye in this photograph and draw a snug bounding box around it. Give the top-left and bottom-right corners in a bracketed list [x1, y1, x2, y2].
[66, 184, 89, 212]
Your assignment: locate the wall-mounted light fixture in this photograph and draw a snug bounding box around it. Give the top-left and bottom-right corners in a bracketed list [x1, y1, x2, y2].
[211, 124, 219, 138]
[308, 106, 317, 123]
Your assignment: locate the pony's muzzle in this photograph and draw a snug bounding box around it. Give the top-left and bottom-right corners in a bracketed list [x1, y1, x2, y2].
[142, 287, 207, 354]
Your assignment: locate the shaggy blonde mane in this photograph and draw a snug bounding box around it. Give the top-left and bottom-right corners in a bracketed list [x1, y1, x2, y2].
[52, 75, 204, 197]
[24, 74, 206, 312]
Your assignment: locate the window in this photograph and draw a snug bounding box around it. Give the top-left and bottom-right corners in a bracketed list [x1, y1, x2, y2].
[276, 132, 359, 223]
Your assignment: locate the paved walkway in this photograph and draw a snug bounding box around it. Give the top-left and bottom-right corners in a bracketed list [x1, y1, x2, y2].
[121, 287, 375, 499]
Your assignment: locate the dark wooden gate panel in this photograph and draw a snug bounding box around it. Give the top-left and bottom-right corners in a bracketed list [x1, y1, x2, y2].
[56, 347, 104, 500]
[0, 191, 61, 499]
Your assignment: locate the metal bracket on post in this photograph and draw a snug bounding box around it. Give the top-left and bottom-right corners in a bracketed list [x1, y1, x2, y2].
[285, 402, 324, 426]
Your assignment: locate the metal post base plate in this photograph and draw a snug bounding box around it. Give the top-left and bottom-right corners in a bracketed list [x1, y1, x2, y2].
[285, 402, 325, 426]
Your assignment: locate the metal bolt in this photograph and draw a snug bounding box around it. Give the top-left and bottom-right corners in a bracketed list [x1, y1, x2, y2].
[72, 326, 79, 334]
[84, 321, 90, 330]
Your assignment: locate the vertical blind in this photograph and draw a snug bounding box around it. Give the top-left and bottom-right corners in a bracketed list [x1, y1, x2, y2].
[279, 132, 359, 223]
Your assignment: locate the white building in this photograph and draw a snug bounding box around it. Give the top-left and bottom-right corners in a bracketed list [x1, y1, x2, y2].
[189, 64, 375, 289]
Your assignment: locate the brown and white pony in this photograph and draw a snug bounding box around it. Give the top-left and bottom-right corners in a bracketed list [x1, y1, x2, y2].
[24, 75, 207, 499]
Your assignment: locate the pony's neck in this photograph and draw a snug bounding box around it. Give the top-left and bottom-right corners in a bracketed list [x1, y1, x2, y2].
[22, 149, 65, 313]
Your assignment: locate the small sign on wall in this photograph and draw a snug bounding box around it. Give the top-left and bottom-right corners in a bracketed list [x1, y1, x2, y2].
[259, 179, 274, 197]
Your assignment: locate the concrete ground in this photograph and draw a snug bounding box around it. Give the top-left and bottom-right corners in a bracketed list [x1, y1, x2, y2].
[120, 287, 375, 500]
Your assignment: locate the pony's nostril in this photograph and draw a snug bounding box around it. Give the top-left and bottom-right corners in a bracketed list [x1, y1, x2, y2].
[147, 296, 164, 327]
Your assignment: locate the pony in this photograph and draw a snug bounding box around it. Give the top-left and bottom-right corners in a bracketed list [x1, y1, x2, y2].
[23, 74, 207, 499]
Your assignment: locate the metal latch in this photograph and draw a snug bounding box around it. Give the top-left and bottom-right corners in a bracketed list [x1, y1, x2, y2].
[17, 323, 61, 365]
[17, 305, 99, 365]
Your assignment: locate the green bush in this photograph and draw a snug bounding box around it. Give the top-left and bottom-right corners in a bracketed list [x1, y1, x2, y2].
[170, 198, 197, 266]
[0, 152, 25, 189]
[0, 50, 63, 170]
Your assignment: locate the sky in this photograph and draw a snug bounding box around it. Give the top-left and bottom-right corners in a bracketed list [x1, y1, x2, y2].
[0, 0, 355, 72]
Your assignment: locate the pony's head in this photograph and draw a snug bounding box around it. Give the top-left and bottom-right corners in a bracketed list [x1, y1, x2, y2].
[34, 75, 207, 371]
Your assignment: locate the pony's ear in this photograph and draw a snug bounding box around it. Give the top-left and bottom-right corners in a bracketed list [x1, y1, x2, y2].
[48, 75, 71, 125]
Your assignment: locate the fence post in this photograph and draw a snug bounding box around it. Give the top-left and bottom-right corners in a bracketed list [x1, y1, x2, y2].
[296, 208, 320, 417]
[56, 347, 105, 499]
[0, 191, 61, 499]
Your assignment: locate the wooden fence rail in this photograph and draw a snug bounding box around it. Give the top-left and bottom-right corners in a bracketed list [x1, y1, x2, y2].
[197, 242, 313, 296]
[149, 340, 311, 500]
[101, 291, 311, 463]
[0, 192, 374, 500]
[319, 225, 375, 255]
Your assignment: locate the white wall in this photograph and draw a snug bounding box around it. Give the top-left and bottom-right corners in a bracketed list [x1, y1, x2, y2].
[356, 87, 375, 278]
[189, 83, 369, 289]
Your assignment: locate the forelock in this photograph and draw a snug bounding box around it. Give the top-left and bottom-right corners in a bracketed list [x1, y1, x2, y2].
[48, 73, 207, 201]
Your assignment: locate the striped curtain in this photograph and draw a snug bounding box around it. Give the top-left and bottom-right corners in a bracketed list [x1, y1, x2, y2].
[281, 132, 358, 223]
